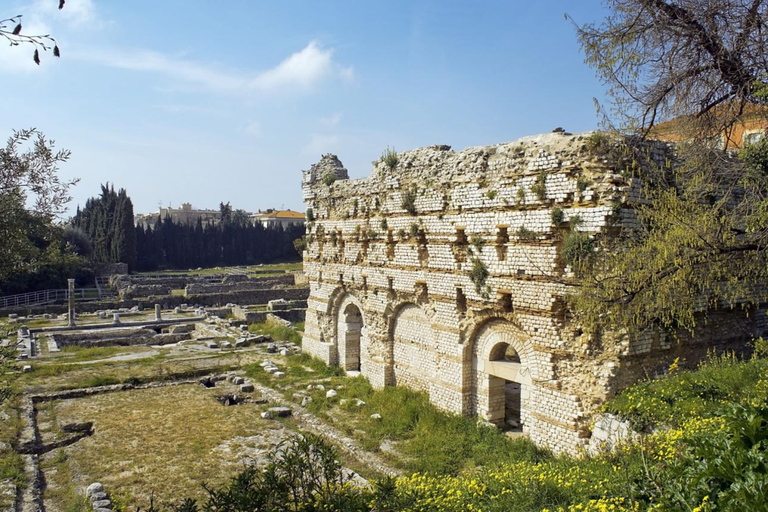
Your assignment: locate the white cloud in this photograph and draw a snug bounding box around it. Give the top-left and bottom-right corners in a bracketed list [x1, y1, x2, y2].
[303, 133, 340, 155]
[34, 0, 99, 27]
[76, 40, 353, 96]
[245, 120, 262, 137]
[320, 113, 342, 127]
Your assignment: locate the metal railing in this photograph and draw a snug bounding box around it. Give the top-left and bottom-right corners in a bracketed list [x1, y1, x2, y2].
[0, 288, 100, 309]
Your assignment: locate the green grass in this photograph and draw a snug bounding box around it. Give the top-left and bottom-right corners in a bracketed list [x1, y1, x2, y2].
[248, 319, 302, 344]
[246, 353, 547, 475]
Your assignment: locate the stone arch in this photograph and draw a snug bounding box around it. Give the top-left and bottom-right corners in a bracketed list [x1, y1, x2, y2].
[329, 291, 367, 374]
[469, 319, 536, 429]
[390, 302, 436, 392]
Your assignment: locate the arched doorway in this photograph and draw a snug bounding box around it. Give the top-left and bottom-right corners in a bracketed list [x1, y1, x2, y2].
[337, 302, 362, 372]
[470, 320, 534, 432]
[488, 343, 524, 430]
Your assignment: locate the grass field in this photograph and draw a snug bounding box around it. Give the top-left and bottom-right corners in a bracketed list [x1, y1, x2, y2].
[45, 384, 285, 511]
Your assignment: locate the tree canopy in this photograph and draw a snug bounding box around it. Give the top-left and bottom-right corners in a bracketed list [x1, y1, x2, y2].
[571, 1, 768, 335]
[575, 0, 768, 136]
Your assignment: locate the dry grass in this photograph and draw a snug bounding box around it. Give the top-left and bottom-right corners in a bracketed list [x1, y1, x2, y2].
[51, 384, 285, 510]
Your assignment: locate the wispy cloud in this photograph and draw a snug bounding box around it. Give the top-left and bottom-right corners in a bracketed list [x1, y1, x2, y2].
[303, 133, 340, 155]
[244, 120, 262, 137]
[320, 113, 342, 127]
[0, 0, 105, 71]
[77, 41, 353, 96]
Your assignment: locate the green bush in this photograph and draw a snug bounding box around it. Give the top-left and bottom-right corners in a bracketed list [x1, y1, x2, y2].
[531, 172, 547, 201]
[382, 147, 399, 171]
[469, 257, 489, 298]
[322, 173, 336, 186]
[561, 230, 593, 268]
[402, 188, 417, 215]
[551, 207, 563, 225]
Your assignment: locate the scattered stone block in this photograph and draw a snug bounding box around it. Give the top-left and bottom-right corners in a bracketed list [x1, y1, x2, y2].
[268, 406, 292, 417]
[301, 396, 312, 407]
[279, 348, 290, 356]
[326, 389, 338, 398]
[370, 413, 382, 420]
[240, 383, 254, 393]
[356, 400, 366, 407]
[273, 371, 285, 378]
[220, 341, 232, 349]
[261, 411, 273, 419]
[207, 342, 219, 349]
[92, 499, 112, 509]
[86, 483, 105, 498]
[266, 343, 278, 353]
[22, 365, 32, 373]
[233, 377, 245, 385]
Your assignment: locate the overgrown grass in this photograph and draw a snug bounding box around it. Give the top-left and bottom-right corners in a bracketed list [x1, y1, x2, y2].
[248, 318, 302, 344]
[246, 354, 547, 475]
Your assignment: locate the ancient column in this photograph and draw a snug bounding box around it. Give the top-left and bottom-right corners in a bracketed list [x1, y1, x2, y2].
[67, 278, 76, 327]
[155, 304, 162, 321]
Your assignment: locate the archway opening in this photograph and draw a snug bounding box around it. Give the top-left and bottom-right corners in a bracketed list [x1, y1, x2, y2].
[488, 342, 523, 432]
[338, 303, 362, 372]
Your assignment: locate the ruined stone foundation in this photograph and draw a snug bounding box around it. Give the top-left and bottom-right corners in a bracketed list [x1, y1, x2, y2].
[299, 133, 763, 454]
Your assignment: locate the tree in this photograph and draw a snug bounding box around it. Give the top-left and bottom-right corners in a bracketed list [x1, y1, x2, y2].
[574, 0, 768, 136]
[0, 1, 64, 65]
[569, 1, 768, 334]
[0, 129, 76, 284]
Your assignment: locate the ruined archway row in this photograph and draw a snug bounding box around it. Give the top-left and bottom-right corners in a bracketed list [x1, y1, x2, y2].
[300, 133, 764, 454]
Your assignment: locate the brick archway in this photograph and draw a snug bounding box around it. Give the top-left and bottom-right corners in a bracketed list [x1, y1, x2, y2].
[470, 319, 536, 428]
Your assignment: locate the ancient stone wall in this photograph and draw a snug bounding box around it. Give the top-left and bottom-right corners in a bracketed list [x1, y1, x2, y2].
[301, 132, 760, 453]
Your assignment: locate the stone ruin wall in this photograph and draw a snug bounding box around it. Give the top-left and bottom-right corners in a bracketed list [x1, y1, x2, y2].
[300, 132, 763, 454]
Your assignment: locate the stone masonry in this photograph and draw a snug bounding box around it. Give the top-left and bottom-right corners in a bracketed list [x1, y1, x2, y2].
[300, 133, 763, 454]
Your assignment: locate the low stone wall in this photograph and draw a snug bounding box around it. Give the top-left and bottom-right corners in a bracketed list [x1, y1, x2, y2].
[231, 306, 306, 324]
[185, 275, 295, 295]
[53, 328, 190, 347]
[587, 413, 639, 454]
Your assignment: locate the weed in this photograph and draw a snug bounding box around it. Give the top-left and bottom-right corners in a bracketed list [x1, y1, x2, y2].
[469, 258, 490, 298]
[516, 186, 526, 205]
[322, 173, 336, 187]
[306, 208, 315, 222]
[531, 172, 547, 201]
[380, 218, 388, 231]
[562, 230, 594, 268]
[382, 147, 399, 171]
[516, 226, 537, 240]
[577, 176, 590, 193]
[551, 207, 564, 225]
[486, 190, 497, 200]
[409, 223, 420, 239]
[585, 131, 612, 157]
[401, 188, 417, 215]
[470, 235, 485, 249]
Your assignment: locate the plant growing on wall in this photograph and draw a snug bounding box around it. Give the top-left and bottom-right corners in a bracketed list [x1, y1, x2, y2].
[469, 257, 490, 299]
[322, 173, 336, 187]
[551, 207, 564, 225]
[402, 188, 417, 215]
[306, 208, 315, 222]
[382, 147, 399, 171]
[531, 172, 547, 201]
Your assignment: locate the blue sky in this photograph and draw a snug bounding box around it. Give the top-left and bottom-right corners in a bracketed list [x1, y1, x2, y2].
[1, 0, 608, 217]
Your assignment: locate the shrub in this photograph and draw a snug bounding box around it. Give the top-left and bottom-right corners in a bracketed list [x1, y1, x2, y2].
[469, 257, 489, 298]
[409, 223, 420, 239]
[306, 208, 315, 222]
[531, 172, 547, 201]
[516, 186, 526, 205]
[516, 226, 537, 240]
[380, 218, 388, 230]
[382, 147, 399, 171]
[561, 230, 593, 268]
[470, 234, 484, 249]
[585, 131, 612, 157]
[551, 207, 564, 225]
[486, 190, 497, 200]
[577, 177, 590, 194]
[322, 173, 336, 186]
[401, 188, 417, 215]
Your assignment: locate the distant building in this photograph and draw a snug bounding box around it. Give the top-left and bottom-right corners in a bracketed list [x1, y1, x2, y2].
[134, 203, 224, 228]
[252, 209, 305, 229]
[650, 103, 767, 149]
